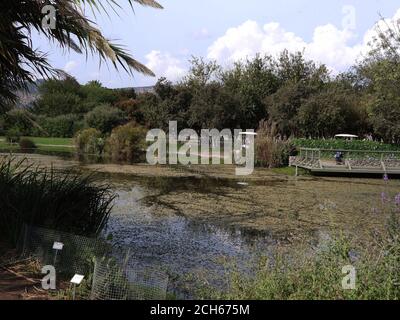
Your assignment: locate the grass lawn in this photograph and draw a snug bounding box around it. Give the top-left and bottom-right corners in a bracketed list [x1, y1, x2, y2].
[0, 136, 74, 153]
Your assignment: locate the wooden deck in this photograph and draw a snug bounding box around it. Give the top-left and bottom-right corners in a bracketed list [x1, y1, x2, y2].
[290, 148, 400, 176]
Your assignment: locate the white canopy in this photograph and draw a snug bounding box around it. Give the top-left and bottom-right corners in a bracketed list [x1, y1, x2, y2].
[334, 134, 358, 138]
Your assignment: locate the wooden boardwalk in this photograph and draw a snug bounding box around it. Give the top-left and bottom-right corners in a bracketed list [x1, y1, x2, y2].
[290, 148, 400, 175]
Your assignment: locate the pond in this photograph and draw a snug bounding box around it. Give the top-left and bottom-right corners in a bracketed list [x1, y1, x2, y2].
[5, 154, 399, 297]
[89, 164, 399, 298]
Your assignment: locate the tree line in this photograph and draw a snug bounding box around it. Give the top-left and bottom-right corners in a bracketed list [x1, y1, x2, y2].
[3, 20, 400, 144]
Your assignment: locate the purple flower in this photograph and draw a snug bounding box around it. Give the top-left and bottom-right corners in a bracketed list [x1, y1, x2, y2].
[395, 193, 400, 206]
[383, 174, 389, 182]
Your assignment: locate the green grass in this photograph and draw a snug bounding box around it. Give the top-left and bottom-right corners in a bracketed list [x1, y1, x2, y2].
[26, 137, 73, 146]
[0, 136, 74, 153]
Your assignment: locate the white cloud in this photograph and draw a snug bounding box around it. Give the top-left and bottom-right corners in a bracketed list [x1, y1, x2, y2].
[63, 60, 78, 73]
[207, 8, 400, 73]
[145, 50, 186, 82]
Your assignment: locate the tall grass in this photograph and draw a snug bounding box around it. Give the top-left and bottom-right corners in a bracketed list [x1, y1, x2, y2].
[255, 120, 295, 168]
[0, 157, 116, 246]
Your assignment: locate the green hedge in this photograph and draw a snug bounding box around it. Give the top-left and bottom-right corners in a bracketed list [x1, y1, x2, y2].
[293, 138, 400, 151]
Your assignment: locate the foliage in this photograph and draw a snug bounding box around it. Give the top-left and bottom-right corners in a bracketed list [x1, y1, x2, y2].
[33, 77, 84, 116]
[84, 104, 126, 134]
[0, 157, 116, 245]
[0, 0, 162, 109]
[255, 120, 295, 168]
[34, 114, 83, 138]
[74, 128, 104, 155]
[5, 127, 22, 143]
[195, 182, 400, 300]
[293, 138, 400, 152]
[3, 109, 37, 136]
[297, 85, 368, 138]
[79, 81, 119, 111]
[19, 138, 37, 152]
[106, 122, 147, 163]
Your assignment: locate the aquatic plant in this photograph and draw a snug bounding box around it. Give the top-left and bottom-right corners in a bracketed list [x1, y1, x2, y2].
[255, 120, 295, 168]
[195, 177, 400, 300]
[0, 157, 116, 246]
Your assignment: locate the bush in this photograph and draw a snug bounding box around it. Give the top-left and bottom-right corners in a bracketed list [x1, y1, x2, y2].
[3, 109, 36, 136]
[0, 157, 116, 245]
[293, 138, 400, 152]
[34, 114, 83, 138]
[84, 104, 126, 134]
[255, 120, 295, 168]
[106, 122, 147, 163]
[5, 127, 22, 143]
[74, 128, 104, 155]
[19, 138, 37, 152]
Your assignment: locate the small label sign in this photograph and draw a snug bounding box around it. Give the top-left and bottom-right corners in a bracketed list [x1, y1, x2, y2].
[53, 242, 64, 250]
[70, 274, 84, 285]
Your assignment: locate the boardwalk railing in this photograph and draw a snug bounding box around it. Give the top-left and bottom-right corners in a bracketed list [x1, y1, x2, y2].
[290, 148, 400, 175]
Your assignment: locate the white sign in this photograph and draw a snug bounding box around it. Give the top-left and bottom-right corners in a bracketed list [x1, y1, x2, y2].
[53, 242, 64, 250]
[70, 274, 84, 285]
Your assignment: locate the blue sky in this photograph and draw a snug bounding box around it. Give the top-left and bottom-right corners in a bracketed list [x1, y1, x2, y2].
[32, 0, 400, 88]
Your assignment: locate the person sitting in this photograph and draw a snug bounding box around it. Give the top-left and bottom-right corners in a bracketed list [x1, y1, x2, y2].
[334, 151, 343, 165]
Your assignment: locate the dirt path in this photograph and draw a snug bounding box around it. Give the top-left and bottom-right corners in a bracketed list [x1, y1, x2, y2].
[0, 245, 49, 300]
[0, 267, 45, 300]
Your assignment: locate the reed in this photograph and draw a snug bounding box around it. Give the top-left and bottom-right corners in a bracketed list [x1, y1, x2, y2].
[0, 157, 116, 246]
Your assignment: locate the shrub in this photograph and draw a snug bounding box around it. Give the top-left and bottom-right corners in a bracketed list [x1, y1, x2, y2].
[35, 114, 83, 138]
[106, 122, 147, 163]
[5, 127, 22, 143]
[74, 128, 104, 155]
[3, 109, 36, 136]
[84, 104, 126, 134]
[255, 120, 295, 168]
[293, 138, 400, 152]
[19, 138, 37, 152]
[0, 157, 116, 246]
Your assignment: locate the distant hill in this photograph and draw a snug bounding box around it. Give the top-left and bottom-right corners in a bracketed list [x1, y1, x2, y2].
[15, 79, 44, 108]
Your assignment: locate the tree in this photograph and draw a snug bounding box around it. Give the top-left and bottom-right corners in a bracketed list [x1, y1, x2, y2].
[33, 77, 84, 116]
[0, 0, 163, 109]
[297, 85, 367, 138]
[356, 17, 400, 143]
[80, 81, 119, 111]
[84, 104, 126, 133]
[221, 55, 280, 129]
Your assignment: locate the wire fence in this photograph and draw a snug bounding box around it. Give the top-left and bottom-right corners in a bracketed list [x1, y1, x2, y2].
[91, 258, 168, 300]
[17, 224, 168, 300]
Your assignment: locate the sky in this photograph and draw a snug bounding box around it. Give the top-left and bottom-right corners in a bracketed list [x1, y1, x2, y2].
[32, 0, 400, 88]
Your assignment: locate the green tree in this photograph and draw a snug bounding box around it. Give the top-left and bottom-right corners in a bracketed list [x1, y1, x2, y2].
[221, 55, 280, 129]
[0, 0, 162, 109]
[33, 77, 84, 116]
[84, 104, 126, 133]
[297, 85, 367, 138]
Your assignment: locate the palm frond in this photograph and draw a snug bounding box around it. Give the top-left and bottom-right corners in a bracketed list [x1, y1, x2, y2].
[0, 0, 163, 109]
